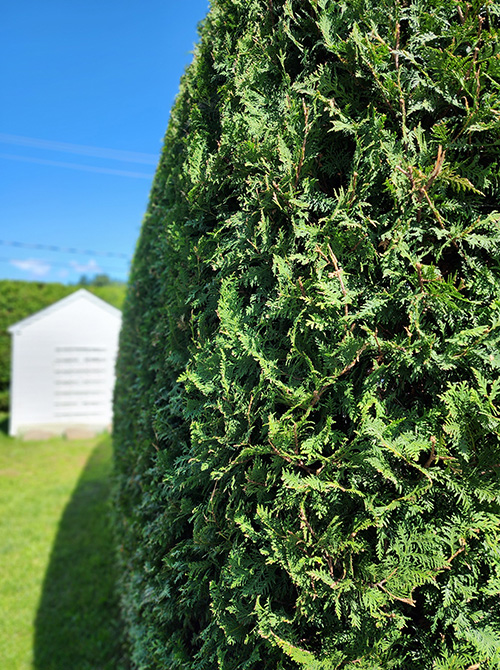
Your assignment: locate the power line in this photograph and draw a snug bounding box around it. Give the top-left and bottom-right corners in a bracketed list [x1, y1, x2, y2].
[0, 239, 132, 260]
[0, 153, 154, 179]
[0, 133, 159, 165]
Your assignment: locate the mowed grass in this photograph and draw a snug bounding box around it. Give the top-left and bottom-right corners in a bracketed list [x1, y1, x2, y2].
[0, 420, 128, 669]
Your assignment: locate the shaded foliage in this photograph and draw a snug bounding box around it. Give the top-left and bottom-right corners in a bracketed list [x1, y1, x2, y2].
[113, 1, 500, 668]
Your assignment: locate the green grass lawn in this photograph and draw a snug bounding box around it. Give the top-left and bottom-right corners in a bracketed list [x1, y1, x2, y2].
[0, 419, 128, 669]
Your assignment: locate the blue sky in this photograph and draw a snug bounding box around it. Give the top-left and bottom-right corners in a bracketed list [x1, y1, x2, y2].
[0, 0, 210, 284]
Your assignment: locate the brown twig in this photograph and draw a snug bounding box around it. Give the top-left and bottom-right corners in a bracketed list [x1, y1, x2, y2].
[269, 439, 313, 474]
[295, 99, 311, 188]
[348, 171, 358, 206]
[339, 344, 368, 377]
[477, 13, 484, 39]
[373, 327, 382, 361]
[447, 542, 466, 564]
[300, 505, 316, 537]
[246, 394, 254, 423]
[297, 276, 306, 298]
[423, 436, 436, 469]
[310, 343, 368, 408]
[394, 21, 400, 70]
[416, 145, 446, 203]
[327, 243, 348, 317]
[421, 187, 445, 229]
[349, 232, 368, 254]
[315, 244, 349, 317]
[373, 567, 398, 588]
[245, 478, 267, 488]
[395, 164, 415, 190]
[377, 583, 416, 606]
[416, 262, 425, 291]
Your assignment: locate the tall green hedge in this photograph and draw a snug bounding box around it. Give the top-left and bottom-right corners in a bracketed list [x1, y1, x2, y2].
[113, 1, 500, 668]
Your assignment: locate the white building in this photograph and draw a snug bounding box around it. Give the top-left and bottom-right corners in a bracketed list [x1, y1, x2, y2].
[8, 289, 122, 438]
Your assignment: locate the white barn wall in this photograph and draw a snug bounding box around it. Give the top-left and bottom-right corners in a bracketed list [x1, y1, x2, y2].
[9, 290, 122, 437]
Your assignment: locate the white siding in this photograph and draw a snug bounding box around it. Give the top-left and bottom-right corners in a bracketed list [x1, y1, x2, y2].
[9, 291, 122, 436]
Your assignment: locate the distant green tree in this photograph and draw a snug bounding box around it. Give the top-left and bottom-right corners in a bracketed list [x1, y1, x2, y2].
[92, 273, 112, 287]
[113, 1, 500, 668]
[78, 273, 115, 287]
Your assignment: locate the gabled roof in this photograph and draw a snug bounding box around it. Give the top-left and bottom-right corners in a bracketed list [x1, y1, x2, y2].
[8, 288, 122, 335]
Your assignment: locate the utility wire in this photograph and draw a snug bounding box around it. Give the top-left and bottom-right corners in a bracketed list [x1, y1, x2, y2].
[0, 133, 159, 165]
[0, 153, 154, 179]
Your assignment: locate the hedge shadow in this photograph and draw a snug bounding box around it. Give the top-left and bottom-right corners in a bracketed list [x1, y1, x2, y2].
[33, 439, 128, 670]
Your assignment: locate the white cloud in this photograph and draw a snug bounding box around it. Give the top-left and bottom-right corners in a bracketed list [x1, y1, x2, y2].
[70, 258, 102, 274]
[10, 258, 51, 276]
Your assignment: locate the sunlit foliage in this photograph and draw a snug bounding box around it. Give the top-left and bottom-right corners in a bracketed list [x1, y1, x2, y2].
[113, 1, 500, 667]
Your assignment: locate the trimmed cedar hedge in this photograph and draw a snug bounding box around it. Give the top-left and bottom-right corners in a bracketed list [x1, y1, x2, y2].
[113, 1, 500, 668]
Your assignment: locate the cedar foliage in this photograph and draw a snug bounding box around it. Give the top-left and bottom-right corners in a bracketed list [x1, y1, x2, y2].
[113, 0, 500, 668]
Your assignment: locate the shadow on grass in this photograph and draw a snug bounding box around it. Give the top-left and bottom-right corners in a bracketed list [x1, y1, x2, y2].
[0, 414, 8, 436]
[34, 438, 129, 670]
